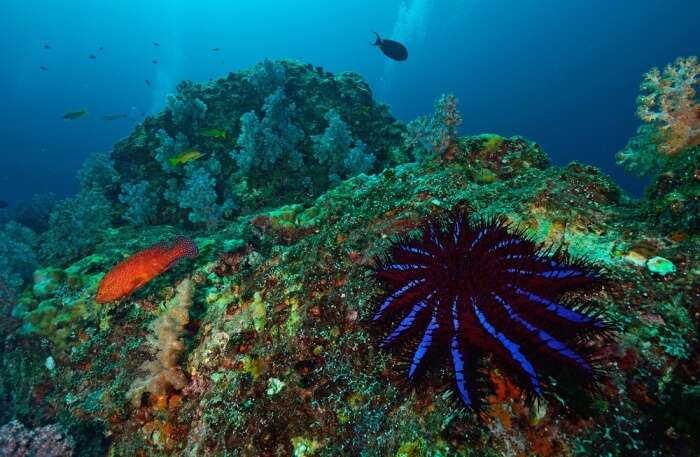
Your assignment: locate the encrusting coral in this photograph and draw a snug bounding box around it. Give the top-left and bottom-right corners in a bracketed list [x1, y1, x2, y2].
[127, 278, 194, 407]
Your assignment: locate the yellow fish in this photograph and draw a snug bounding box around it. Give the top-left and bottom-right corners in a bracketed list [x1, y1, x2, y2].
[169, 149, 205, 166]
[203, 128, 227, 140]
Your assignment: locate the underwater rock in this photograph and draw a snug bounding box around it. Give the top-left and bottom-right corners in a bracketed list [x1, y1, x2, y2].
[2, 63, 699, 456]
[646, 256, 676, 276]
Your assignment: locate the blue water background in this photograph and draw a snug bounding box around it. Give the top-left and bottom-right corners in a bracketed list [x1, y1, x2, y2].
[1, 0, 698, 205]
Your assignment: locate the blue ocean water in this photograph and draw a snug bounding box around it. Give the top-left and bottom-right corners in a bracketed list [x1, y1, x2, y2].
[1, 0, 698, 205]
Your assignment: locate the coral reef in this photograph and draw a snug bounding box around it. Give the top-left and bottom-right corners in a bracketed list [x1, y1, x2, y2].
[232, 87, 305, 179]
[615, 57, 700, 236]
[39, 189, 113, 266]
[404, 93, 463, 162]
[110, 60, 404, 227]
[178, 166, 231, 227]
[312, 109, 376, 185]
[1, 60, 698, 456]
[617, 56, 700, 175]
[0, 222, 39, 293]
[13, 193, 57, 233]
[118, 181, 157, 226]
[0, 420, 74, 457]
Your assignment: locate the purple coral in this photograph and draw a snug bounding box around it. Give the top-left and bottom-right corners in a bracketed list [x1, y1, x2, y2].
[372, 211, 608, 407]
[0, 420, 74, 457]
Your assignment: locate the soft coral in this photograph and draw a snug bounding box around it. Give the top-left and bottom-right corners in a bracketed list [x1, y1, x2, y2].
[636, 56, 700, 156]
[617, 56, 700, 175]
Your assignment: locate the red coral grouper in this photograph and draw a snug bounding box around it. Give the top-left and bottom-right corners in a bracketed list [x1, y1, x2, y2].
[96, 236, 198, 303]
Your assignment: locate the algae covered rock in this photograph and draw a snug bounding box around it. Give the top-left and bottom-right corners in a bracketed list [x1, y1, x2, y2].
[1, 63, 699, 457]
[643, 145, 700, 235]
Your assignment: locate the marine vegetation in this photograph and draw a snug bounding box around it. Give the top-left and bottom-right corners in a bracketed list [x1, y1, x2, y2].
[372, 211, 608, 407]
[0, 59, 698, 456]
[616, 56, 700, 175]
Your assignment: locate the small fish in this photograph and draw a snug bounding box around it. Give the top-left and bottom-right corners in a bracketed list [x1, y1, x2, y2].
[89, 54, 96, 59]
[99, 46, 104, 51]
[39, 65, 48, 71]
[96, 236, 198, 303]
[152, 59, 158, 64]
[145, 79, 151, 85]
[153, 42, 160, 47]
[43, 44, 52, 50]
[0, 201, 8, 208]
[63, 109, 88, 120]
[372, 32, 408, 61]
[102, 114, 128, 121]
[169, 149, 205, 166]
[203, 128, 226, 139]
[212, 47, 221, 52]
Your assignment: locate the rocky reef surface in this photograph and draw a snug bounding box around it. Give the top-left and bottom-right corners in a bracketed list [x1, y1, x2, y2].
[1, 60, 698, 456]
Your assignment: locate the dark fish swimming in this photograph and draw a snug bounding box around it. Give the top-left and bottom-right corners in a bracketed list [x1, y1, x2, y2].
[89, 54, 96, 60]
[99, 46, 104, 51]
[145, 80, 151, 85]
[42, 44, 52, 50]
[102, 114, 128, 121]
[152, 59, 158, 64]
[39, 65, 47, 71]
[153, 42, 159, 47]
[212, 47, 221, 51]
[63, 109, 88, 120]
[372, 32, 408, 61]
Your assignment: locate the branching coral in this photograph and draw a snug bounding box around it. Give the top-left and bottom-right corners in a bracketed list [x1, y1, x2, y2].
[166, 91, 208, 131]
[246, 58, 286, 96]
[636, 56, 700, 156]
[232, 88, 304, 173]
[617, 56, 700, 175]
[40, 189, 113, 266]
[178, 166, 234, 227]
[118, 181, 158, 226]
[0, 222, 38, 292]
[155, 128, 189, 172]
[312, 109, 376, 184]
[37, 150, 119, 265]
[13, 193, 57, 233]
[127, 278, 193, 407]
[404, 93, 462, 162]
[233, 111, 264, 174]
[344, 140, 375, 177]
[77, 152, 120, 195]
[259, 88, 305, 171]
